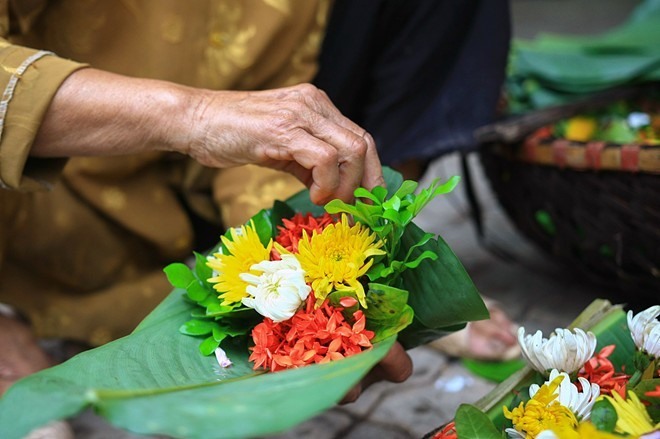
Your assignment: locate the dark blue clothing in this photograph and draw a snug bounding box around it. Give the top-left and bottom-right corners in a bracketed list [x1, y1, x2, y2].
[314, 0, 511, 166]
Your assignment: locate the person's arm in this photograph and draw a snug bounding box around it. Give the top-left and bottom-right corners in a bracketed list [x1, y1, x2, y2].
[32, 68, 383, 204]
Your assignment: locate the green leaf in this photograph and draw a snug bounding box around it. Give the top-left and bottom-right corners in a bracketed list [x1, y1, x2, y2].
[163, 263, 195, 289]
[250, 208, 274, 247]
[403, 250, 439, 269]
[370, 305, 414, 343]
[186, 281, 210, 303]
[353, 187, 381, 204]
[179, 319, 217, 336]
[382, 195, 401, 212]
[193, 252, 213, 281]
[399, 223, 487, 329]
[324, 199, 360, 217]
[462, 358, 526, 383]
[365, 262, 387, 282]
[370, 185, 389, 203]
[589, 398, 618, 432]
[392, 180, 418, 199]
[0, 289, 396, 439]
[454, 404, 502, 439]
[365, 283, 410, 321]
[199, 334, 221, 356]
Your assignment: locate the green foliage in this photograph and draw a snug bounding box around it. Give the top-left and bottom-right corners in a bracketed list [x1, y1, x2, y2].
[326, 175, 459, 286]
[454, 404, 503, 439]
[363, 283, 414, 343]
[589, 398, 618, 432]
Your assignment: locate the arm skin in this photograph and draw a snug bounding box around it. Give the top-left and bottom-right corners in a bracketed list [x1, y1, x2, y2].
[32, 67, 385, 204]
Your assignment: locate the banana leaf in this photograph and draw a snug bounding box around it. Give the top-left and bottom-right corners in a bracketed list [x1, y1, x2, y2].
[0, 167, 487, 439]
[507, 0, 660, 112]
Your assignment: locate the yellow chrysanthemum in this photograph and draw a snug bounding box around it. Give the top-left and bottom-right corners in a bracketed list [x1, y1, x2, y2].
[602, 390, 660, 436]
[504, 376, 578, 438]
[294, 214, 385, 308]
[207, 221, 272, 305]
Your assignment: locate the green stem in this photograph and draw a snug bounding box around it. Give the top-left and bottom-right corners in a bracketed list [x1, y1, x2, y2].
[628, 369, 643, 388]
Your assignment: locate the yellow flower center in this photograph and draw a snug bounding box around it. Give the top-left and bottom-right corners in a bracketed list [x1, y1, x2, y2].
[504, 376, 578, 438]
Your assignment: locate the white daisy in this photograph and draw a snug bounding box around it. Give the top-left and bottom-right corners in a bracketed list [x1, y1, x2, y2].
[240, 254, 310, 322]
[529, 369, 600, 421]
[627, 305, 660, 358]
[518, 327, 597, 375]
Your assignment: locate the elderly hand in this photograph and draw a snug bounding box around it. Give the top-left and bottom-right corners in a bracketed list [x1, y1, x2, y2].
[33, 69, 383, 205]
[184, 84, 383, 204]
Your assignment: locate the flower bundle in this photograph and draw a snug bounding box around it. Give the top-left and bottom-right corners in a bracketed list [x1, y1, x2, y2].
[438, 302, 660, 439]
[165, 171, 479, 373]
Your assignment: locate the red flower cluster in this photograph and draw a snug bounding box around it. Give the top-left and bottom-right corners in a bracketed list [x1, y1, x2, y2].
[274, 212, 335, 254]
[249, 293, 375, 372]
[578, 345, 629, 398]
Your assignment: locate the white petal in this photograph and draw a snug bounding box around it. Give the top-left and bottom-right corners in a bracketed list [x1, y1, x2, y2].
[214, 347, 232, 368]
[505, 428, 527, 439]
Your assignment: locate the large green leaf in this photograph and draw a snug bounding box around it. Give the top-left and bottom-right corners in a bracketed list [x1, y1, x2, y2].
[0, 288, 394, 439]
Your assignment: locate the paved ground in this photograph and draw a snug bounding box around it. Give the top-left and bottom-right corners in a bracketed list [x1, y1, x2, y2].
[55, 1, 654, 438]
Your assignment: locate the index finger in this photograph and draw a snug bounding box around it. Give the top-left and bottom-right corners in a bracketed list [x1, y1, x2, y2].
[303, 90, 385, 190]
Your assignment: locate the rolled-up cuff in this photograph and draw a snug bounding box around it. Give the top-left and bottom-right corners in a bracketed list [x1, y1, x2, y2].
[0, 44, 87, 190]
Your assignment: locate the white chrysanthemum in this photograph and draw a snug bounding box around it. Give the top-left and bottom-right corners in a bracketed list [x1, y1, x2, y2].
[240, 254, 310, 322]
[518, 327, 597, 375]
[529, 369, 600, 421]
[627, 305, 660, 358]
[535, 432, 558, 439]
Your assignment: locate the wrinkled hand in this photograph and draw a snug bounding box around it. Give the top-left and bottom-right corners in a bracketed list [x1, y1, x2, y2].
[340, 342, 412, 404]
[184, 83, 384, 204]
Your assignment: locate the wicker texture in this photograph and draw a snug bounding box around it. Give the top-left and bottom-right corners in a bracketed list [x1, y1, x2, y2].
[480, 144, 660, 297]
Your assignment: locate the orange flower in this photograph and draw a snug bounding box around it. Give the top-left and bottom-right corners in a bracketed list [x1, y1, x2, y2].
[249, 293, 374, 372]
[645, 384, 660, 398]
[274, 213, 335, 254]
[432, 422, 457, 439]
[578, 345, 629, 397]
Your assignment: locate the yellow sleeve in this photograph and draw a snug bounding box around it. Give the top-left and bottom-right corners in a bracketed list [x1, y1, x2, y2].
[0, 41, 87, 191]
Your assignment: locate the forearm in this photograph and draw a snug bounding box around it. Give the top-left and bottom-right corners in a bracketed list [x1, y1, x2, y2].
[31, 68, 193, 158]
[30, 68, 383, 204]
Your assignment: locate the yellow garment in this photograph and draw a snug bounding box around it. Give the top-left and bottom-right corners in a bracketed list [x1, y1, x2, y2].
[0, 0, 325, 345]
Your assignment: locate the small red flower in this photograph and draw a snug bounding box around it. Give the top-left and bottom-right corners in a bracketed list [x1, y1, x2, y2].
[273, 213, 335, 254]
[432, 421, 457, 439]
[578, 345, 629, 397]
[249, 293, 375, 372]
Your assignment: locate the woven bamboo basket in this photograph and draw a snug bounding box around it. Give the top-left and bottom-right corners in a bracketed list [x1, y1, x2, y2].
[476, 86, 660, 298]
